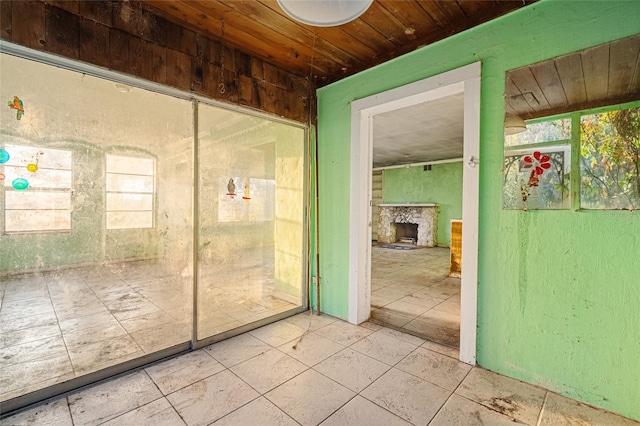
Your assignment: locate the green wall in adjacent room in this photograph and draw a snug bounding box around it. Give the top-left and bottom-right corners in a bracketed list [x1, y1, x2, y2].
[316, 0, 640, 420]
[382, 162, 462, 246]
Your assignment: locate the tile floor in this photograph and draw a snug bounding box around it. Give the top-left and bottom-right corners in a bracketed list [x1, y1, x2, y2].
[2, 313, 638, 426]
[0, 259, 297, 403]
[370, 245, 460, 348]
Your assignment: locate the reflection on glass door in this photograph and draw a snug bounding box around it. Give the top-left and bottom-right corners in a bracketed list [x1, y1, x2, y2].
[0, 53, 193, 405]
[196, 103, 306, 341]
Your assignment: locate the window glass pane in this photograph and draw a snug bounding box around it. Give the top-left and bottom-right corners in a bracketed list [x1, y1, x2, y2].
[5, 191, 70, 209]
[503, 147, 570, 210]
[106, 173, 154, 193]
[106, 193, 153, 211]
[4, 144, 72, 169]
[580, 107, 640, 209]
[3, 165, 72, 188]
[106, 211, 153, 229]
[107, 155, 154, 175]
[505, 118, 572, 147]
[5, 209, 71, 232]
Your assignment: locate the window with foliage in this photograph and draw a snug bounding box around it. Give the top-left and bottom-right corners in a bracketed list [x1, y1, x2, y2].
[3, 144, 73, 232]
[503, 118, 571, 210]
[106, 154, 154, 229]
[580, 106, 640, 210]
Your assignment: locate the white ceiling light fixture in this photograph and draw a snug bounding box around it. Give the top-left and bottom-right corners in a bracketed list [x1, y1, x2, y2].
[277, 0, 374, 27]
[504, 114, 527, 135]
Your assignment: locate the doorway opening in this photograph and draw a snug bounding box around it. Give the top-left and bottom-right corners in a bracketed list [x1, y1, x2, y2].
[349, 63, 480, 364]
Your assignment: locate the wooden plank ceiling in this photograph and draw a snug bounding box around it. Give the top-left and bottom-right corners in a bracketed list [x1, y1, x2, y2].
[506, 34, 640, 120]
[141, 0, 534, 86]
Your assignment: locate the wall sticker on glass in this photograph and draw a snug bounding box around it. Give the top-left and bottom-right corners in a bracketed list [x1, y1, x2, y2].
[7, 96, 25, 120]
[503, 147, 570, 210]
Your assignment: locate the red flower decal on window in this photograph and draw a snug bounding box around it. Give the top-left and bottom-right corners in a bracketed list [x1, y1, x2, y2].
[523, 151, 551, 176]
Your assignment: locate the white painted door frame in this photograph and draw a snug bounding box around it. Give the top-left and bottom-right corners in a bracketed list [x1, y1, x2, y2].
[348, 62, 481, 365]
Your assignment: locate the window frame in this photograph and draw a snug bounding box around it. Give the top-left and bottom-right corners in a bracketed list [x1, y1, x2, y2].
[2, 143, 73, 234]
[104, 153, 156, 230]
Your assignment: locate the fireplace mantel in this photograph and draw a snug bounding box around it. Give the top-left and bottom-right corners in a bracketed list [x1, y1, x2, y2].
[377, 204, 438, 247]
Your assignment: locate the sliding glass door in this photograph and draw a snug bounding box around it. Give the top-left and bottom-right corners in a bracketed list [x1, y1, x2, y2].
[196, 103, 306, 343]
[0, 47, 307, 413]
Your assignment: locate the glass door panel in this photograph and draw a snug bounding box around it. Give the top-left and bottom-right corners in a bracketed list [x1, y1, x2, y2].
[0, 53, 193, 404]
[196, 103, 306, 341]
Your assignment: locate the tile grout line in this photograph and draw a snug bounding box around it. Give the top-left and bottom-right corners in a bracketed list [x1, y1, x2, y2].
[536, 391, 549, 426]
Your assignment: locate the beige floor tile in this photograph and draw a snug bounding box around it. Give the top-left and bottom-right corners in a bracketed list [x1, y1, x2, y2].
[430, 393, 521, 425]
[58, 311, 120, 334]
[369, 309, 415, 328]
[230, 348, 307, 393]
[278, 332, 344, 367]
[350, 332, 418, 365]
[119, 310, 178, 334]
[213, 396, 298, 426]
[361, 368, 451, 425]
[67, 334, 142, 373]
[265, 369, 355, 426]
[0, 311, 58, 333]
[249, 321, 307, 347]
[417, 280, 460, 299]
[283, 312, 338, 332]
[62, 323, 129, 348]
[320, 395, 412, 426]
[0, 353, 73, 395]
[0, 322, 61, 349]
[433, 294, 461, 315]
[205, 333, 272, 368]
[314, 321, 374, 346]
[360, 321, 383, 331]
[421, 340, 460, 359]
[372, 287, 412, 300]
[167, 369, 259, 426]
[539, 392, 640, 426]
[0, 397, 72, 426]
[0, 296, 54, 318]
[54, 304, 111, 322]
[383, 300, 430, 317]
[68, 371, 163, 426]
[130, 320, 190, 353]
[396, 347, 471, 390]
[0, 335, 68, 365]
[397, 294, 444, 310]
[314, 348, 390, 393]
[102, 398, 186, 426]
[377, 326, 426, 346]
[371, 293, 395, 308]
[107, 299, 162, 322]
[456, 367, 546, 425]
[145, 350, 226, 395]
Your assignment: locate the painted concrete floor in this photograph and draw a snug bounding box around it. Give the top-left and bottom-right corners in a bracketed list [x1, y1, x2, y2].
[0, 260, 297, 402]
[370, 245, 460, 348]
[2, 313, 638, 425]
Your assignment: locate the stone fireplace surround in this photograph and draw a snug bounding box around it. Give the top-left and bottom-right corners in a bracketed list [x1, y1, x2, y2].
[377, 203, 438, 247]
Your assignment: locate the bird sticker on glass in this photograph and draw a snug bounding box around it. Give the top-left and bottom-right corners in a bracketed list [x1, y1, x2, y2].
[7, 96, 25, 120]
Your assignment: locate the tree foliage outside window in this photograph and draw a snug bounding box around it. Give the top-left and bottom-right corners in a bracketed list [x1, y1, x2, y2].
[580, 107, 640, 210]
[505, 118, 572, 147]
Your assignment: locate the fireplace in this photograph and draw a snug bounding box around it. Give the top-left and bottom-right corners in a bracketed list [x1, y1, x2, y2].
[377, 203, 438, 247]
[395, 223, 418, 244]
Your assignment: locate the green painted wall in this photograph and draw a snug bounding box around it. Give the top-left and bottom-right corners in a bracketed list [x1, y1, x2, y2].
[382, 162, 462, 246]
[316, 0, 640, 420]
